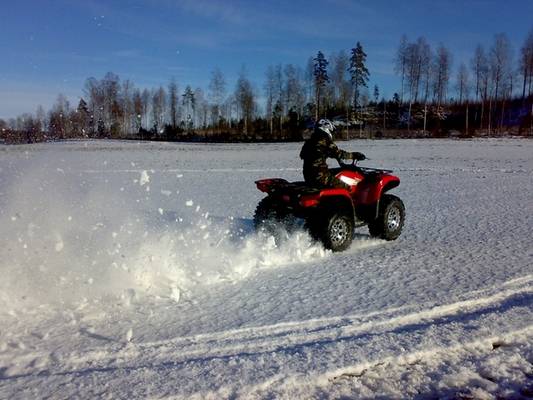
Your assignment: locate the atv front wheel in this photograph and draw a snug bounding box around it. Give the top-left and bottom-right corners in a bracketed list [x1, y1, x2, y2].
[307, 209, 354, 252]
[369, 194, 405, 240]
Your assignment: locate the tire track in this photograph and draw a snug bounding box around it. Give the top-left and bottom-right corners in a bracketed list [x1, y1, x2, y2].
[2, 275, 531, 381]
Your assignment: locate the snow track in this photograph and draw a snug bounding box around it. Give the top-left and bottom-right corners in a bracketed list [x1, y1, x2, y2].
[1, 276, 531, 398]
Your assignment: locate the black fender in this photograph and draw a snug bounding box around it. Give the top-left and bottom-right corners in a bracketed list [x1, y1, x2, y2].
[315, 195, 355, 224]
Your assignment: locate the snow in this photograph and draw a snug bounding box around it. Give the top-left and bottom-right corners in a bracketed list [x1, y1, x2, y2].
[0, 139, 531, 399]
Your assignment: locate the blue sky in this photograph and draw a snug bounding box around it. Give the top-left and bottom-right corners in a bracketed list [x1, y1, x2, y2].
[1, 0, 532, 119]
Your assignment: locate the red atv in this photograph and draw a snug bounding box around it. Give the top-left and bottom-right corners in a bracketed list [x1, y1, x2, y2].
[254, 161, 405, 252]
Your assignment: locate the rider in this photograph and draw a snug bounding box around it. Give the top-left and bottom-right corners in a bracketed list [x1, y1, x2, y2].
[299, 119, 365, 190]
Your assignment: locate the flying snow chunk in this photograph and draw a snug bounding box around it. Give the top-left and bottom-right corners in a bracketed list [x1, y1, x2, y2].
[139, 170, 150, 186]
[55, 239, 64, 252]
[170, 286, 181, 303]
[126, 328, 133, 343]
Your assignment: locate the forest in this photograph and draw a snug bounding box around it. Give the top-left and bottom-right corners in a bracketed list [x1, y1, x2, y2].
[2, 30, 533, 144]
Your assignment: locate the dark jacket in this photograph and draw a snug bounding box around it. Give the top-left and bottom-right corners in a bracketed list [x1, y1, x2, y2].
[299, 128, 352, 187]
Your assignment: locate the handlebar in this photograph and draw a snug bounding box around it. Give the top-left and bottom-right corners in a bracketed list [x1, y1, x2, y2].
[338, 158, 370, 168]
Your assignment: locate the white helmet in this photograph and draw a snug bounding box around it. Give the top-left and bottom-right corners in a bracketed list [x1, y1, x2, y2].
[316, 119, 335, 139]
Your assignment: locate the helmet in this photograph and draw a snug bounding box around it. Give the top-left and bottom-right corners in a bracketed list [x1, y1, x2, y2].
[315, 119, 336, 139]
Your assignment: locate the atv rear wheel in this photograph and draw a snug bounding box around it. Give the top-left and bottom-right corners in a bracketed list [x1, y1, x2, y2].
[369, 194, 405, 240]
[307, 209, 354, 252]
[253, 197, 291, 242]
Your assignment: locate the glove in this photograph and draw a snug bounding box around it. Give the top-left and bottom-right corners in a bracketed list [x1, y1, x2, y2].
[352, 152, 366, 161]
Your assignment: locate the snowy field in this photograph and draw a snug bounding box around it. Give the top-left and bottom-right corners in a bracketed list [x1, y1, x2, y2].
[0, 138, 532, 399]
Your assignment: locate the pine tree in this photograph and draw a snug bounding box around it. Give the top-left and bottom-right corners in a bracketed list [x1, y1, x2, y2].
[313, 51, 329, 120]
[182, 86, 196, 131]
[349, 42, 370, 118]
[75, 98, 90, 136]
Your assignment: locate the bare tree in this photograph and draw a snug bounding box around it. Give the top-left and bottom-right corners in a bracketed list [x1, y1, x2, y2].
[455, 63, 471, 135]
[35, 105, 46, 133]
[432, 44, 452, 106]
[168, 79, 179, 129]
[224, 94, 237, 128]
[208, 68, 226, 128]
[141, 89, 151, 130]
[132, 89, 143, 133]
[235, 68, 255, 135]
[490, 33, 513, 101]
[471, 45, 487, 102]
[519, 28, 533, 101]
[194, 88, 209, 129]
[264, 64, 284, 137]
[284, 64, 305, 122]
[264, 65, 276, 137]
[331, 50, 351, 121]
[48, 94, 71, 139]
[395, 35, 409, 104]
[304, 57, 315, 107]
[274, 64, 284, 134]
[489, 33, 513, 132]
[84, 77, 104, 136]
[152, 86, 167, 134]
[403, 37, 431, 130]
[456, 63, 470, 104]
[417, 38, 432, 103]
[416, 38, 432, 132]
[471, 45, 490, 129]
[405, 41, 421, 103]
[121, 80, 134, 136]
[102, 72, 121, 134]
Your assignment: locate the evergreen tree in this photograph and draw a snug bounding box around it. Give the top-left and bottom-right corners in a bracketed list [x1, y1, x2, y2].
[313, 51, 329, 120]
[349, 42, 370, 117]
[182, 86, 196, 131]
[75, 98, 90, 136]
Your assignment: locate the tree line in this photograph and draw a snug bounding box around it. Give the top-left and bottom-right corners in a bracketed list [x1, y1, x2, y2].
[1, 29, 532, 144]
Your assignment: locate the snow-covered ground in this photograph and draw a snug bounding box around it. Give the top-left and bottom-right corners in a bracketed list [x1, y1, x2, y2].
[0, 139, 531, 399]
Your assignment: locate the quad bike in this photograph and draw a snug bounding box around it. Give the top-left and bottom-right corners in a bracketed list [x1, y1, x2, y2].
[253, 161, 405, 252]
